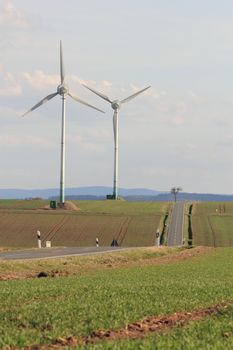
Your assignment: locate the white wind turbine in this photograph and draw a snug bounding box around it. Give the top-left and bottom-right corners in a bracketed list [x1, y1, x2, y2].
[23, 41, 104, 205]
[82, 83, 150, 199]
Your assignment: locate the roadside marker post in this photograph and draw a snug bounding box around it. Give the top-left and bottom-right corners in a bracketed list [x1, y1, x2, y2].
[96, 237, 99, 247]
[37, 230, 42, 249]
[46, 241, 51, 248]
[155, 229, 160, 247]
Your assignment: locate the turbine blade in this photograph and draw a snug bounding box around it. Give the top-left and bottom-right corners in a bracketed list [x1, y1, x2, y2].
[68, 92, 105, 113]
[22, 92, 58, 117]
[60, 40, 65, 84]
[120, 85, 151, 104]
[82, 83, 112, 103]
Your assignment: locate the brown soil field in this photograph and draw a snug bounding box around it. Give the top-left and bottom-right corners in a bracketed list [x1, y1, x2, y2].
[0, 209, 164, 249]
[0, 200, 169, 249]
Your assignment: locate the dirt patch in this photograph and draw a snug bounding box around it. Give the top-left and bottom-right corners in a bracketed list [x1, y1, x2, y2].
[0, 272, 35, 281]
[22, 300, 233, 349]
[58, 201, 80, 211]
[41, 201, 80, 211]
[0, 269, 69, 281]
[80, 301, 233, 344]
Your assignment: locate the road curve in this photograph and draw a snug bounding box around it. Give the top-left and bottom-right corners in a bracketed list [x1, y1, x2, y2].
[0, 246, 128, 261]
[167, 202, 185, 246]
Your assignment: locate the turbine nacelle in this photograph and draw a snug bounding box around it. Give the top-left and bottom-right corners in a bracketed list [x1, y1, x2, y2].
[111, 100, 121, 110]
[57, 83, 69, 96]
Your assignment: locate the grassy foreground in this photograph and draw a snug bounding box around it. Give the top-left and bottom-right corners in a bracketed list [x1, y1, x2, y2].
[0, 247, 233, 349]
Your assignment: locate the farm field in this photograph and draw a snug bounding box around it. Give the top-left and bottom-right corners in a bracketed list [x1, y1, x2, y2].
[0, 247, 233, 349]
[0, 200, 169, 248]
[191, 202, 233, 246]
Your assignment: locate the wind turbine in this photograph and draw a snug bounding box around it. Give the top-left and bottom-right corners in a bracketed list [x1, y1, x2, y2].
[23, 41, 104, 206]
[82, 83, 150, 199]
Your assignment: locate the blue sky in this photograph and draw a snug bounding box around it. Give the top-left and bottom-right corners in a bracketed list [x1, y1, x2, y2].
[1, 0, 233, 193]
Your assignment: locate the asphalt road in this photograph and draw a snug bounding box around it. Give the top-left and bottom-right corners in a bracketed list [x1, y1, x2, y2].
[0, 246, 127, 261]
[167, 202, 185, 246]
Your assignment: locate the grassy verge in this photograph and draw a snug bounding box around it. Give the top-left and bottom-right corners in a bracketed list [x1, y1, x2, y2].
[183, 203, 189, 246]
[0, 246, 183, 279]
[0, 247, 232, 348]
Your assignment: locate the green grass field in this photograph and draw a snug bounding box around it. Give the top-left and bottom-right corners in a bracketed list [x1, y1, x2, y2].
[0, 247, 233, 349]
[0, 199, 167, 214]
[0, 200, 169, 248]
[192, 202, 233, 246]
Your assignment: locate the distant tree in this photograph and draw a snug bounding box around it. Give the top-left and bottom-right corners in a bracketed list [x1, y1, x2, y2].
[171, 187, 182, 202]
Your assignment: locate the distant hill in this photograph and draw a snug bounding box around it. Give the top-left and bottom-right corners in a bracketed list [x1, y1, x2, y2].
[123, 193, 233, 202]
[0, 187, 233, 201]
[0, 187, 162, 200]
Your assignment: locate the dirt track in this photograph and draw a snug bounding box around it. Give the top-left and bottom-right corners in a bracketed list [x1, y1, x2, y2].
[21, 300, 233, 349]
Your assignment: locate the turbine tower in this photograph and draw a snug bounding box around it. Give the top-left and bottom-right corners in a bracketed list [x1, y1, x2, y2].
[23, 41, 104, 205]
[82, 83, 150, 199]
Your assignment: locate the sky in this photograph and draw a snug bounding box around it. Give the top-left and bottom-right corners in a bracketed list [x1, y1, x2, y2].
[1, 0, 233, 194]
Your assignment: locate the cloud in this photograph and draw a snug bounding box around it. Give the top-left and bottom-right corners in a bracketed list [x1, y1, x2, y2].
[70, 80, 193, 129]
[0, 1, 29, 30]
[102, 80, 113, 88]
[130, 84, 163, 100]
[22, 70, 59, 91]
[172, 116, 185, 125]
[69, 127, 112, 153]
[70, 76, 113, 91]
[0, 64, 22, 96]
[5, 67, 204, 134]
[0, 133, 56, 149]
[22, 72, 113, 93]
[69, 75, 86, 85]
[0, 106, 22, 121]
[21, 71, 165, 111]
[0, 1, 44, 59]
[186, 143, 197, 150]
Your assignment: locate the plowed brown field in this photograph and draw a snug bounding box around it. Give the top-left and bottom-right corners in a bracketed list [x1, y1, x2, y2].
[0, 200, 168, 248]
